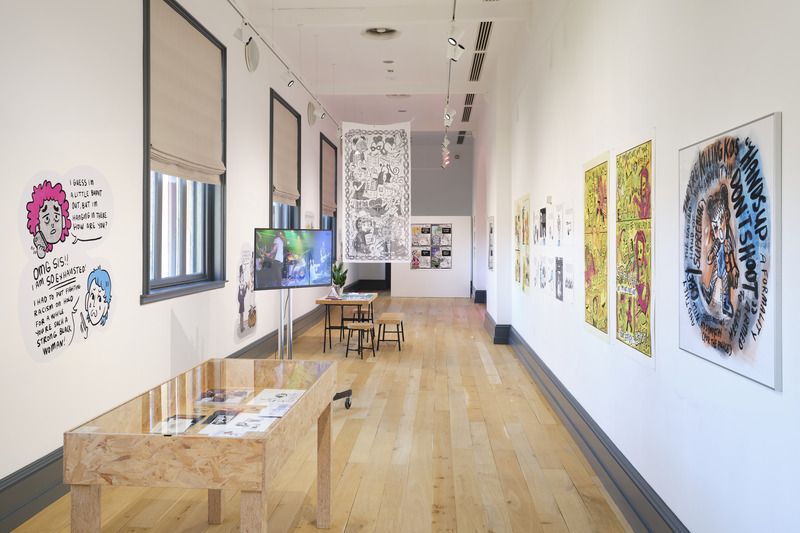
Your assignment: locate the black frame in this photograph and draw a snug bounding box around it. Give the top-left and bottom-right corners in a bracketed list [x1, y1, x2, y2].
[319, 132, 338, 261]
[141, 0, 227, 304]
[269, 88, 301, 229]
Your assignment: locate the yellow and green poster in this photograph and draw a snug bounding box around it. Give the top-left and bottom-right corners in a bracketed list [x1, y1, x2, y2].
[615, 140, 652, 356]
[584, 156, 608, 333]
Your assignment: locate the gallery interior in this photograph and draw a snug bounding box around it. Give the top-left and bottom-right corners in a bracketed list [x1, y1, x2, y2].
[2, 1, 798, 532]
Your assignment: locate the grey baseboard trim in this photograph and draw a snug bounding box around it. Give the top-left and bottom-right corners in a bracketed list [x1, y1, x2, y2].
[474, 289, 486, 304]
[355, 279, 387, 291]
[3, 296, 336, 528]
[508, 327, 688, 533]
[483, 311, 510, 344]
[0, 448, 68, 532]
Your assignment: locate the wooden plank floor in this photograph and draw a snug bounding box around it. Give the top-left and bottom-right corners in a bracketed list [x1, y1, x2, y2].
[15, 294, 633, 533]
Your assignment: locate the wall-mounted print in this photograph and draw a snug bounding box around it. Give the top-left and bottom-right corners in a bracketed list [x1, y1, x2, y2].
[616, 140, 653, 357]
[555, 204, 564, 246]
[488, 216, 494, 270]
[342, 122, 411, 262]
[411, 223, 451, 269]
[18, 166, 115, 362]
[584, 154, 609, 335]
[539, 207, 547, 246]
[514, 195, 530, 291]
[679, 113, 782, 390]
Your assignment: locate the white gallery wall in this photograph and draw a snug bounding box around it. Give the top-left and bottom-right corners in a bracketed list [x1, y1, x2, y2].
[391, 216, 472, 298]
[0, 0, 346, 479]
[476, 0, 800, 531]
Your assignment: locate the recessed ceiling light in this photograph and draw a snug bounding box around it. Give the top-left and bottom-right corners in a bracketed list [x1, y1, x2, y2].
[398, 110, 407, 113]
[386, 94, 411, 99]
[383, 60, 395, 64]
[387, 69, 394, 73]
[361, 27, 401, 40]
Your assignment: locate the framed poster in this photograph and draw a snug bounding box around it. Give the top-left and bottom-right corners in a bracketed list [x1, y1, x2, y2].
[514, 195, 530, 292]
[679, 113, 781, 390]
[616, 140, 653, 357]
[488, 216, 494, 270]
[584, 153, 609, 335]
[411, 223, 451, 269]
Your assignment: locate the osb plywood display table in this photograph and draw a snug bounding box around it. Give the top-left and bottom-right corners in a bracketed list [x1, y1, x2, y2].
[63, 358, 336, 532]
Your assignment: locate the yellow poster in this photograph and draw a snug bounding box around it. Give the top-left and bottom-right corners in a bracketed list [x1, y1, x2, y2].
[615, 140, 652, 356]
[584, 158, 608, 333]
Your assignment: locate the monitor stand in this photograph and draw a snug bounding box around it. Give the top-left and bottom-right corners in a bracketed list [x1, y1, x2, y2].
[278, 288, 293, 359]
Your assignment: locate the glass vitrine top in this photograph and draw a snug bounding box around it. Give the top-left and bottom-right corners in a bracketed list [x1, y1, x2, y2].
[68, 359, 333, 438]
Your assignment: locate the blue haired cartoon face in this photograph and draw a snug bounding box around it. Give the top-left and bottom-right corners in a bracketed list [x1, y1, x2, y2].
[85, 268, 112, 326]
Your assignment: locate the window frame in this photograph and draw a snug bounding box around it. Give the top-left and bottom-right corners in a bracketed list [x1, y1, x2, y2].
[269, 88, 301, 229]
[141, 0, 227, 304]
[320, 133, 338, 262]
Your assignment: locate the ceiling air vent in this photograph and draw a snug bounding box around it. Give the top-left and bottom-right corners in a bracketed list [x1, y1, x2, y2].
[461, 107, 472, 122]
[475, 21, 492, 52]
[464, 93, 475, 106]
[469, 53, 485, 81]
[457, 130, 467, 144]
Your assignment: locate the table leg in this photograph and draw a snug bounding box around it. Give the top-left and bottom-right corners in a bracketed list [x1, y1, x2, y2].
[70, 484, 100, 532]
[317, 402, 332, 528]
[208, 489, 223, 524]
[240, 489, 268, 533]
[323, 306, 328, 352]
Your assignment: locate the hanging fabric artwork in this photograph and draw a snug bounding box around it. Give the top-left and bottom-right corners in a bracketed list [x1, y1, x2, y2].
[342, 122, 411, 262]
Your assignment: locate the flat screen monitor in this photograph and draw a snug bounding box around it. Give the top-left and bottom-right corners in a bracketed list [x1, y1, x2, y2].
[253, 228, 333, 291]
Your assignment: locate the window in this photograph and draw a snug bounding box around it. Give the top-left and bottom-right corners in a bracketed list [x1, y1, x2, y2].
[270, 89, 301, 229]
[142, 0, 226, 303]
[320, 133, 338, 261]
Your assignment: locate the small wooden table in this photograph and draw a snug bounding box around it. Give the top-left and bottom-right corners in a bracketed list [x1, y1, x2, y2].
[63, 358, 336, 532]
[315, 293, 377, 352]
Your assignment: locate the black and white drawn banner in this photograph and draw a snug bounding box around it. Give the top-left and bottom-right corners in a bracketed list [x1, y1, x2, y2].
[342, 122, 411, 262]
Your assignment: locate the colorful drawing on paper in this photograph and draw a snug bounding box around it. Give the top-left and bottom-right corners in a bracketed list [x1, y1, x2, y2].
[616, 140, 652, 356]
[515, 195, 531, 292]
[679, 114, 781, 389]
[342, 122, 411, 262]
[19, 166, 115, 362]
[584, 158, 608, 333]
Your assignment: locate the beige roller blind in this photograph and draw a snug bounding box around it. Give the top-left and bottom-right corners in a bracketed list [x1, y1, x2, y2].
[272, 99, 300, 205]
[150, 0, 225, 185]
[321, 140, 337, 216]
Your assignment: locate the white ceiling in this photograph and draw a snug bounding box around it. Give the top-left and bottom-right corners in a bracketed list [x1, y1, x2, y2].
[235, 0, 532, 138]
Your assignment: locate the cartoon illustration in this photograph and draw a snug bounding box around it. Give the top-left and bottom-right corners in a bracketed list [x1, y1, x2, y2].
[701, 184, 738, 317]
[633, 160, 651, 219]
[81, 266, 112, 339]
[634, 230, 651, 316]
[237, 265, 247, 333]
[26, 180, 72, 259]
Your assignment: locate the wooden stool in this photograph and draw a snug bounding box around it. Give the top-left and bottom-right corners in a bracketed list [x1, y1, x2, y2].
[346, 322, 375, 359]
[376, 313, 405, 351]
[352, 308, 371, 321]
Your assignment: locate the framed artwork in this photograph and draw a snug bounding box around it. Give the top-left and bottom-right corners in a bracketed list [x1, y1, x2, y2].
[514, 195, 530, 292]
[679, 113, 781, 390]
[616, 140, 653, 357]
[488, 216, 494, 270]
[584, 153, 609, 335]
[411, 223, 451, 269]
